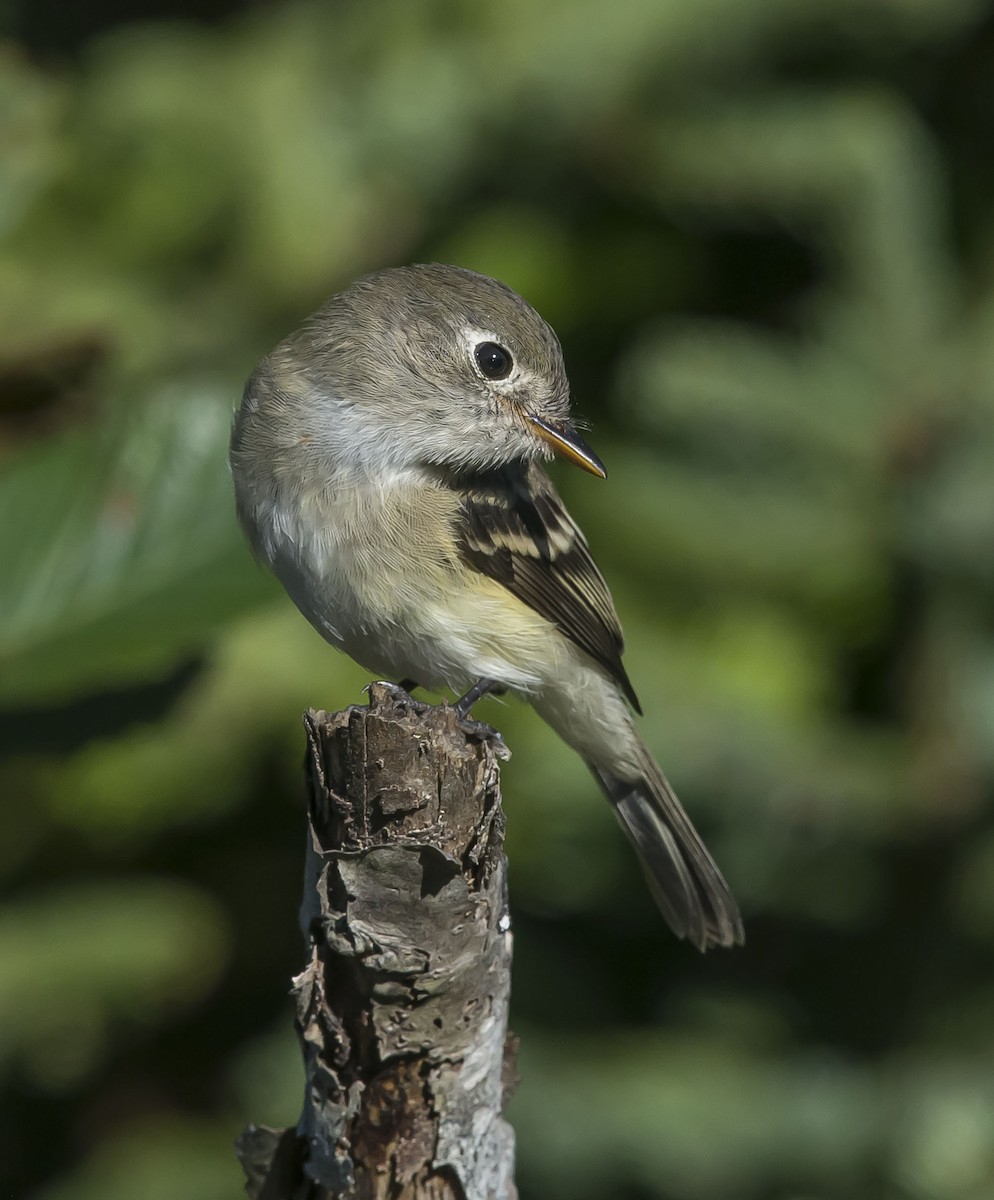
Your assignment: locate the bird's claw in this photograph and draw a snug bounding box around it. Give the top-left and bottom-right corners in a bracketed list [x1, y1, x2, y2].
[365, 680, 508, 756]
[453, 712, 510, 757]
[365, 679, 429, 713]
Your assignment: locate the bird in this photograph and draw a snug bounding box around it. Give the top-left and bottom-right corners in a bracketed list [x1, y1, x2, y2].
[229, 262, 743, 950]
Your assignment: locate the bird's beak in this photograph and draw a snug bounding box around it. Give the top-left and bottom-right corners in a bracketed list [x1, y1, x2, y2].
[526, 415, 607, 479]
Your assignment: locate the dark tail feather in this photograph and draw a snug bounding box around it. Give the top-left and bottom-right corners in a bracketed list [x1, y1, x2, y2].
[587, 756, 744, 951]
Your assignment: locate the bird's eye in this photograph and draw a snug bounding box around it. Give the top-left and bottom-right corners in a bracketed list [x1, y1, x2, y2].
[474, 341, 513, 380]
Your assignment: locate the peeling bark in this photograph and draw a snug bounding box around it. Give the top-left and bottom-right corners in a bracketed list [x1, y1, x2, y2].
[237, 683, 517, 1200]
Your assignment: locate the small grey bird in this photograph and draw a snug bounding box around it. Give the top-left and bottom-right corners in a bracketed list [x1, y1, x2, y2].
[230, 263, 743, 950]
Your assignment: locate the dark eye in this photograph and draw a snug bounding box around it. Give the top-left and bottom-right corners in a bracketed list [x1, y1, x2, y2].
[474, 341, 513, 380]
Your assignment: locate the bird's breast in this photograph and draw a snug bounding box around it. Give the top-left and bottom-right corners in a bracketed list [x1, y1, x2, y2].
[242, 471, 555, 693]
[273, 474, 454, 605]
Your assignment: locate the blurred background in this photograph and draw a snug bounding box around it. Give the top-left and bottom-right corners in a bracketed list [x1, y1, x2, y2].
[3, 0, 994, 1196]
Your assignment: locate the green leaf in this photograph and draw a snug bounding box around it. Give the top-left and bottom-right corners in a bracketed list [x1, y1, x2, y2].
[0, 379, 275, 705]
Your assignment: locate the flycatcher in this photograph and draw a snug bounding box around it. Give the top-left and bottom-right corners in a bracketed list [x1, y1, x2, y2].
[230, 263, 743, 950]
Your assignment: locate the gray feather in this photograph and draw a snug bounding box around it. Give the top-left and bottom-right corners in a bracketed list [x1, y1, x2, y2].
[588, 757, 744, 951]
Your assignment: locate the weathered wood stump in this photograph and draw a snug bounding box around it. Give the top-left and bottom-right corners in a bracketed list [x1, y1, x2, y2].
[236, 683, 517, 1200]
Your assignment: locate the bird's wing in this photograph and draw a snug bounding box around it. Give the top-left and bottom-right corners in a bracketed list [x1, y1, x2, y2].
[455, 463, 641, 712]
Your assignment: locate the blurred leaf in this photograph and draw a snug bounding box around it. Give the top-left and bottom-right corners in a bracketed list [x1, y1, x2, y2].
[43, 606, 367, 843]
[622, 322, 884, 470]
[30, 1117, 238, 1200]
[889, 1062, 994, 1200]
[0, 879, 226, 1089]
[0, 378, 271, 704]
[512, 1032, 882, 1199]
[902, 424, 994, 585]
[515, 1034, 994, 1200]
[0, 47, 65, 240]
[227, 1021, 303, 1129]
[571, 440, 886, 619]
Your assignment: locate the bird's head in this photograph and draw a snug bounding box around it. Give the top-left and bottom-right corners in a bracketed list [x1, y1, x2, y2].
[250, 263, 605, 481]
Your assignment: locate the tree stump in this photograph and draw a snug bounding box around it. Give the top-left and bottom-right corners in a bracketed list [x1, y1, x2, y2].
[236, 683, 518, 1200]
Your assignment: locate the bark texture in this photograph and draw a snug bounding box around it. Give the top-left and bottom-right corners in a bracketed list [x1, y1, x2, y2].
[236, 683, 518, 1200]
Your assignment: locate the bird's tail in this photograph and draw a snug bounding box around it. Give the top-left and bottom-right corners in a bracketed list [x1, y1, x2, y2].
[587, 744, 744, 951]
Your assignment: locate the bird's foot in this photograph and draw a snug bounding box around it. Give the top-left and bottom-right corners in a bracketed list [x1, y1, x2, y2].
[366, 679, 508, 754]
[456, 712, 505, 744]
[451, 677, 509, 754]
[364, 679, 430, 714]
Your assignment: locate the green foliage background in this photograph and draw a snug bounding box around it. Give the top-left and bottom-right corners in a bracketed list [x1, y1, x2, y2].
[3, 1, 994, 1196]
